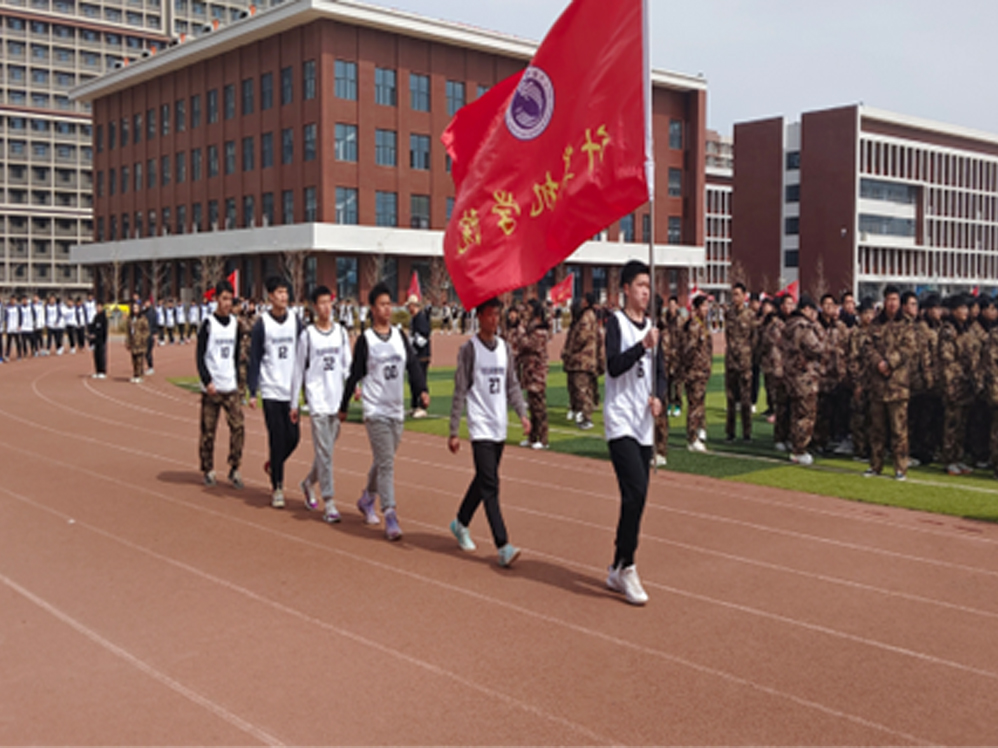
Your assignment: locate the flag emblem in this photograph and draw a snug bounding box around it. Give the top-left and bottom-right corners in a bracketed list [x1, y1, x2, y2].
[505, 67, 556, 141]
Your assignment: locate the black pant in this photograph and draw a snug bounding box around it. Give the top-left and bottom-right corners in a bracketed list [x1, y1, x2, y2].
[145, 335, 155, 369]
[263, 399, 300, 490]
[457, 441, 508, 548]
[751, 362, 761, 406]
[93, 341, 107, 375]
[609, 437, 652, 569]
[411, 358, 430, 410]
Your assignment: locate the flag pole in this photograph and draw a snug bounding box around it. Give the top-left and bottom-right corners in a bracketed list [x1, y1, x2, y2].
[642, 0, 659, 468]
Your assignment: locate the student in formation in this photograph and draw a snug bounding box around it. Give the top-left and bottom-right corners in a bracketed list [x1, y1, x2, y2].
[126, 301, 150, 383]
[196, 280, 245, 489]
[248, 276, 302, 508]
[32, 295, 45, 355]
[60, 296, 76, 354]
[447, 297, 530, 567]
[290, 285, 353, 522]
[603, 260, 667, 606]
[20, 296, 36, 358]
[339, 282, 430, 541]
[89, 300, 108, 378]
[5, 297, 22, 361]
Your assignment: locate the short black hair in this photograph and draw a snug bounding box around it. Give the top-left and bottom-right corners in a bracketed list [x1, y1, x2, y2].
[368, 281, 392, 307]
[859, 297, 876, 313]
[476, 297, 502, 315]
[798, 294, 817, 311]
[883, 285, 901, 299]
[732, 282, 747, 293]
[215, 280, 234, 297]
[691, 294, 708, 311]
[980, 296, 995, 311]
[820, 293, 836, 305]
[584, 292, 596, 307]
[620, 260, 650, 288]
[265, 276, 289, 295]
[900, 290, 918, 306]
[947, 294, 969, 311]
[668, 295, 679, 303]
[841, 290, 855, 302]
[311, 285, 333, 305]
[921, 293, 941, 310]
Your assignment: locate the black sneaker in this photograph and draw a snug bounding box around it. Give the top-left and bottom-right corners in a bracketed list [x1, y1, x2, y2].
[894, 471, 907, 482]
[724, 435, 736, 443]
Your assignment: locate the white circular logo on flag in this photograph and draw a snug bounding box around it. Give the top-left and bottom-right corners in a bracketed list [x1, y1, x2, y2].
[506, 66, 555, 142]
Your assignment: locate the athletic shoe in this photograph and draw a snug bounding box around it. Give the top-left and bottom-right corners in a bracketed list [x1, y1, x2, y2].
[947, 463, 964, 476]
[774, 442, 788, 452]
[519, 440, 531, 448]
[497, 544, 521, 568]
[411, 408, 428, 419]
[300, 479, 319, 510]
[834, 437, 855, 456]
[907, 457, 921, 468]
[724, 435, 735, 444]
[357, 491, 380, 525]
[654, 454, 668, 468]
[70, 347, 76, 354]
[228, 470, 244, 489]
[384, 509, 402, 541]
[134, 377, 143, 384]
[531, 442, 548, 450]
[91, 373, 100, 379]
[97, 373, 106, 379]
[791, 452, 813, 466]
[751, 405, 757, 414]
[895, 471, 907, 482]
[323, 501, 342, 524]
[698, 429, 708, 443]
[607, 564, 648, 606]
[203, 470, 217, 486]
[146, 368, 154, 376]
[687, 440, 707, 454]
[958, 462, 974, 475]
[579, 419, 594, 431]
[450, 519, 477, 552]
[862, 468, 879, 478]
[575, 412, 584, 424]
[271, 489, 285, 509]
[566, 410, 577, 422]
[57, 347, 64, 356]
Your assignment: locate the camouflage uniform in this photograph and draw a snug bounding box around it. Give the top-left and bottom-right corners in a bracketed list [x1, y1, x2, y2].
[237, 309, 257, 398]
[815, 317, 848, 451]
[200, 391, 245, 474]
[562, 306, 603, 423]
[782, 313, 824, 455]
[724, 304, 755, 439]
[665, 310, 683, 410]
[760, 312, 789, 446]
[127, 313, 150, 378]
[966, 320, 992, 466]
[982, 327, 998, 476]
[939, 319, 979, 466]
[865, 311, 916, 475]
[908, 315, 938, 464]
[655, 322, 672, 457]
[504, 317, 527, 386]
[847, 319, 872, 460]
[683, 314, 713, 443]
[518, 319, 550, 446]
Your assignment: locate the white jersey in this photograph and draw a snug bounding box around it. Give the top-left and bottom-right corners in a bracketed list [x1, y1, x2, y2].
[189, 304, 201, 326]
[361, 326, 407, 421]
[33, 302, 45, 328]
[20, 305, 34, 333]
[259, 311, 298, 401]
[84, 299, 97, 325]
[176, 305, 187, 325]
[5, 305, 20, 333]
[62, 303, 77, 327]
[201, 314, 238, 394]
[467, 336, 509, 443]
[45, 304, 60, 329]
[165, 307, 176, 327]
[291, 323, 351, 416]
[604, 310, 654, 446]
[156, 306, 166, 327]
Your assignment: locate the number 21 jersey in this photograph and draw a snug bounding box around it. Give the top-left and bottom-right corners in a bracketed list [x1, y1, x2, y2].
[361, 326, 407, 421]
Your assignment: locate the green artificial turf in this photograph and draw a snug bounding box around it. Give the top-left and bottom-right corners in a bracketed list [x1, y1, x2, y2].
[170, 356, 998, 523]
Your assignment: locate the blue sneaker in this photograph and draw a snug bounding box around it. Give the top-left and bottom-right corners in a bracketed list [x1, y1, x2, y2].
[357, 491, 379, 525]
[384, 509, 402, 541]
[497, 544, 521, 568]
[450, 519, 477, 552]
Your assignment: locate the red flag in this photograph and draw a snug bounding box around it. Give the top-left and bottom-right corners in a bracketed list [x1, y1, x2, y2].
[204, 287, 216, 302]
[407, 270, 422, 302]
[442, 0, 650, 308]
[780, 280, 800, 303]
[549, 273, 574, 305]
[227, 269, 239, 298]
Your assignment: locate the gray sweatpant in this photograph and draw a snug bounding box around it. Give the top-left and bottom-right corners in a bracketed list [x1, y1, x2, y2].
[364, 417, 405, 511]
[307, 414, 340, 499]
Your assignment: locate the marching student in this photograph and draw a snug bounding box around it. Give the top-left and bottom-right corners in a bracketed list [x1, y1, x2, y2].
[20, 296, 36, 357]
[45, 296, 60, 353]
[84, 293, 97, 346]
[447, 297, 530, 568]
[176, 301, 188, 344]
[165, 299, 177, 344]
[290, 285, 352, 522]
[339, 281, 430, 541]
[248, 276, 302, 509]
[603, 260, 667, 606]
[32, 295, 45, 355]
[61, 296, 77, 354]
[126, 301, 150, 383]
[188, 299, 202, 340]
[3, 296, 18, 361]
[144, 299, 158, 375]
[156, 300, 167, 345]
[89, 300, 108, 378]
[196, 280, 245, 489]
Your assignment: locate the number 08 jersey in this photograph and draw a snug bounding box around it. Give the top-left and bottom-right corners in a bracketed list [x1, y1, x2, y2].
[361, 326, 408, 421]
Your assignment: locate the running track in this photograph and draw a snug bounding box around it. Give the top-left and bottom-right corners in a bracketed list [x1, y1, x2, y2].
[2, 342, 997, 745]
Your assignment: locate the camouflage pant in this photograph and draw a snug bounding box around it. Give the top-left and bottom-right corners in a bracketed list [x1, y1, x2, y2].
[942, 400, 970, 466]
[790, 390, 818, 455]
[131, 353, 145, 378]
[771, 379, 790, 446]
[869, 399, 908, 475]
[527, 389, 548, 446]
[686, 378, 707, 443]
[725, 368, 752, 439]
[966, 397, 991, 465]
[990, 409, 998, 477]
[851, 388, 869, 459]
[668, 375, 683, 409]
[199, 391, 245, 473]
[568, 372, 596, 422]
[655, 410, 669, 457]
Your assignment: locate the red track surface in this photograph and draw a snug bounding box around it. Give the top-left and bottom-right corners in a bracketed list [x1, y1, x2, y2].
[2, 341, 998, 745]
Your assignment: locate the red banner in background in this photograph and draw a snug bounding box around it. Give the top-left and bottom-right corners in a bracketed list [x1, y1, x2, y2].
[780, 280, 800, 302]
[407, 270, 422, 302]
[549, 273, 575, 305]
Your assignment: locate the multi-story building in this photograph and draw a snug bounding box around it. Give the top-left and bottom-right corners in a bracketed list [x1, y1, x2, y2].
[734, 104, 998, 299]
[69, 0, 708, 305]
[699, 138, 731, 303]
[0, 0, 256, 298]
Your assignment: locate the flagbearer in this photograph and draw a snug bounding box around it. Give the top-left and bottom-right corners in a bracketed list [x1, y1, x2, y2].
[603, 260, 666, 606]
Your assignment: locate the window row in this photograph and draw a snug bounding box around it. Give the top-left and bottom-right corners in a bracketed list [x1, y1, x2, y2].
[858, 245, 998, 281]
[706, 216, 731, 240]
[4, 116, 93, 138]
[4, 65, 88, 88]
[5, 139, 93, 161]
[926, 187, 998, 223]
[3, 90, 82, 111]
[335, 62, 480, 117]
[860, 137, 998, 193]
[706, 186, 731, 215]
[925, 219, 998, 252]
[2, 13, 161, 35]
[4, 40, 144, 69]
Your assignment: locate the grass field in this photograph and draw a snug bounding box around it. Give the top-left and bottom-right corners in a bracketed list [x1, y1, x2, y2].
[172, 357, 998, 523]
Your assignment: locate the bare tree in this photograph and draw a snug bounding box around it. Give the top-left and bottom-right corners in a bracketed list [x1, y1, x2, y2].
[98, 261, 125, 304]
[729, 258, 749, 290]
[199, 255, 225, 297]
[282, 249, 311, 304]
[426, 256, 452, 305]
[811, 256, 830, 301]
[360, 253, 387, 299]
[141, 259, 172, 302]
[760, 272, 775, 296]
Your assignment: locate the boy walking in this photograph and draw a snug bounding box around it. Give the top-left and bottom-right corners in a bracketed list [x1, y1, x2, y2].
[447, 298, 530, 567]
[290, 285, 352, 522]
[604, 260, 666, 606]
[339, 282, 430, 540]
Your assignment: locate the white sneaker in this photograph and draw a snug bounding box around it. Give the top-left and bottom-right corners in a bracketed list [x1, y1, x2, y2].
[531, 442, 548, 450]
[907, 457, 921, 468]
[698, 428, 708, 443]
[654, 454, 668, 468]
[56, 347, 64, 356]
[519, 439, 531, 448]
[271, 489, 285, 509]
[606, 564, 648, 605]
[323, 500, 341, 524]
[450, 519, 477, 552]
[751, 404, 757, 414]
[566, 410, 577, 422]
[791, 452, 814, 466]
[687, 439, 707, 453]
[411, 408, 428, 419]
[774, 441, 788, 452]
[146, 368, 155, 376]
[70, 347, 76, 354]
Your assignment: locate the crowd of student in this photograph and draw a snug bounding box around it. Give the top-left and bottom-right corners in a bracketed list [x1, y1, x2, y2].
[1, 293, 99, 362]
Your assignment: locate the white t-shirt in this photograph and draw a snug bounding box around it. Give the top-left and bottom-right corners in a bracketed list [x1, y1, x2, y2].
[165, 307, 176, 327]
[361, 326, 407, 421]
[291, 323, 352, 416]
[20, 304, 34, 333]
[189, 304, 201, 326]
[84, 300, 97, 324]
[62, 303, 76, 328]
[33, 302, 45, 327]
[467, 336, 509, 442]
[45, 304, 60, 329]
[176, 305, 187, 325]
[604, 310, 654, 446]
[202, 314, 238, 394]
[259, 311, 297, 402]
[5, 305, 20, 333]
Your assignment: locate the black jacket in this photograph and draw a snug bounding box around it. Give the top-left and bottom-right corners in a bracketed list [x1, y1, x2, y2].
[410, 308, 431, 361]
[90, 310, 108, 344]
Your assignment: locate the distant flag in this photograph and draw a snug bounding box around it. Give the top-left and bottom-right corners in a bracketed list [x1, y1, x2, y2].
[549, 273, 575, 305]
[227, 269, 239, 298]
[441, 0, 651, 308]
[779, 280, 800, 302]
[407, 270, 422, 302]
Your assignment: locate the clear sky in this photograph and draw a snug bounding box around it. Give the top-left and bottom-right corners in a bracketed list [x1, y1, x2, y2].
[378, 0, 998, 136]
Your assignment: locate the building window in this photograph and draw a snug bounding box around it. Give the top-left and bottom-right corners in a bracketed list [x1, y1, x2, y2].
[224, 141, 235, 175]
[620, 214, 635, 242]
[242, 136, 254, 171]
[411, 194, 430, 229]
[243, 195, 255, 227]
[282, 189, 293, 225]
[337, 257, 358, 302]
[303, 60, 316, 100]
[410, 72, 430, 112]
[784, 250, 799, 268]
[96, 170, 104, 197]
[208, 200, 218, 229]
[446, 80, 465, 116]
[191, 148, 202, 180]
[335, 124, 358, 162]
[784, 216, 800, 235]
[304, 187, 317, 222]
[669, 119, 683, 150]
[163, 207, 172, 235]
[108, 121, 116, 150]
[375, 191, 397, 227]
[303, 124, 317, 162]
[131, 113, 140, 144]
[335, 187, 358, 225]
[667, 216, 681, 244]
[261, 133, 273, 168]
[147, 158, 156, 188]
[375, 67, 396, 106]
[335, 60, 357, 100]
[161, 155, 170, 185]
[410, 133, 430, 170]
[262, 192, 274, 226]
[375, 129, 397, 167]
[241, 78, 254, 115]
[281, 128, 293, 164]
[207, 88, 218, 123]
[477, 84, 489, 98]
[858, 214, 915, 238]
[668, 168, 682, 198]
[446, 196, 455, 221]
[190, 94, 201, 128]
[175, 99, 186, 132]
[225, 198, 236, 230]
[785, 183, 800, 203]
[96, 124, 104, 153]
[192, 203, 202, 232]
[176, 205, 186, 235]
[176, 152, 186, 183]
[643, 213, 652, 242]
[134, 162, 142, 191]
[121, 118, 129, 147]
[786, 151, 801, 170]
[208, 145, 219, 177]
[280, 66, 293, 105]
[161, 103, 170, 135]
[109, 168, 117, 196]
[859, 178, 917, 205]
[224, 84, 235, 120]
[260, 72, 273, 110]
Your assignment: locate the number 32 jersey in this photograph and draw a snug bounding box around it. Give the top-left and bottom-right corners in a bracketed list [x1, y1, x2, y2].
[361, 326, 408, 421]
[291, 323, 352, 416]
